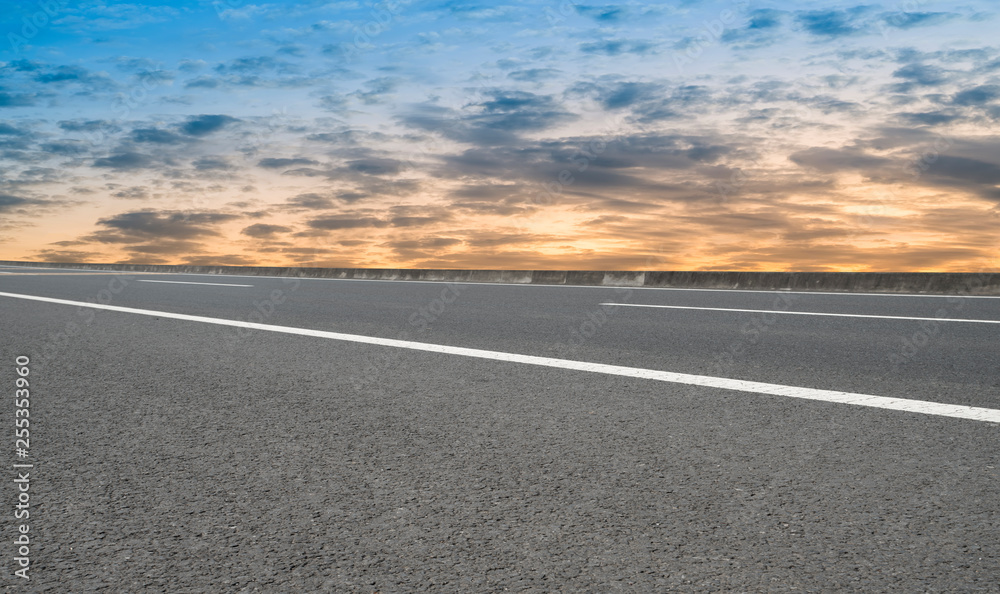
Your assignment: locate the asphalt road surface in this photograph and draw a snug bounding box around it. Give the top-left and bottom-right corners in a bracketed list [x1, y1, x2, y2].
[2, 265, 998, 591]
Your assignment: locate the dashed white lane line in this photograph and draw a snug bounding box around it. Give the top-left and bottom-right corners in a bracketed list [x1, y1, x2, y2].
[137, 280, 252, 287]
[2, 290, 998, 424]
[600, 303, 1000, 324]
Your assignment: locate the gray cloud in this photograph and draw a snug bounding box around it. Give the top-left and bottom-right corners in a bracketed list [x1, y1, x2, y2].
[180, 115, 239, 136]
[93, 152, 157, 170]
[258, 157, 320, 168]
[241, 223, 292, 237]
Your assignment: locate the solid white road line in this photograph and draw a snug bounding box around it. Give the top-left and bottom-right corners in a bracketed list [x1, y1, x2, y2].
[2, 290, 998, 424]
[600, 303, 1000, 324]
[137, 280, 252, 287]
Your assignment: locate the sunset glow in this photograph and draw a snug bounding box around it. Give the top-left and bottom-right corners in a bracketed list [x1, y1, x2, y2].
[1, 1, 999, 271]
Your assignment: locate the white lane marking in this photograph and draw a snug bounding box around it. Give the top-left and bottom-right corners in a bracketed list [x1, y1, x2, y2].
[600, 303, 1000, 324]
[137, 280, 252, 287]
[1, 266, 998, 298]
[2, 290, 998, 424]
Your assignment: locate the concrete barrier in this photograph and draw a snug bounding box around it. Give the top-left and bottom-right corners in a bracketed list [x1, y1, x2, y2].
[2, 261, 998, 294]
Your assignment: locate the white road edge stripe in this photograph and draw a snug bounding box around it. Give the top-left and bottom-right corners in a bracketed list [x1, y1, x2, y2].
[599, 303, 1000, 324]
[2, 290, 998, 424]
[137, 280, 252, 287]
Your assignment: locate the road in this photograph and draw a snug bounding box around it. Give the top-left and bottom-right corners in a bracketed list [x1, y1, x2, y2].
[2, 264, 998, 591]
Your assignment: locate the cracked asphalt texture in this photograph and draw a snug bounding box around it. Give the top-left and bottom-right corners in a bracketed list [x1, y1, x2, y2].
[1, 268, 999, 591]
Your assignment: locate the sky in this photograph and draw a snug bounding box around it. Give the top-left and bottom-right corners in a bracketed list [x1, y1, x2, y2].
[1, 0, 999, 271]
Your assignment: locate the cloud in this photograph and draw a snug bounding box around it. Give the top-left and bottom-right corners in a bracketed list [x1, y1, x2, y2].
[89, 211, 240, 245]
[192, 157, 233, 171]
[180, 115, 239, 136]
[0, 193, 35, 212]
[898, 111, 961, 126]
[258, 157, 320, 168]
[58, 119, 118, 132]
[40, 141, 89, 155]
[795, 8, 868, 38]
[399, 91, 578, 146]
[579, 39, 658, 56]
[132, 128, 186, 144]
[0, 92, 36, 107]
[111, 186, 149, 200]
[788, 147, 892, 173]
[307, 216, 390, 230]
[347, 158, 401, 176]
[881, 11, 957, 30]
[507, 68, 561, 82]
[92, 152, 157, 170]
[892, 63, 949, 87]
[0, 123, 27, 136]
[952, 85, 1000, 106]
[241, 223, 292, 237]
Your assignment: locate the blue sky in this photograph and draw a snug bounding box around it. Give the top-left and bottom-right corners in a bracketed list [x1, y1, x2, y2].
[1, 0, 999, 270]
